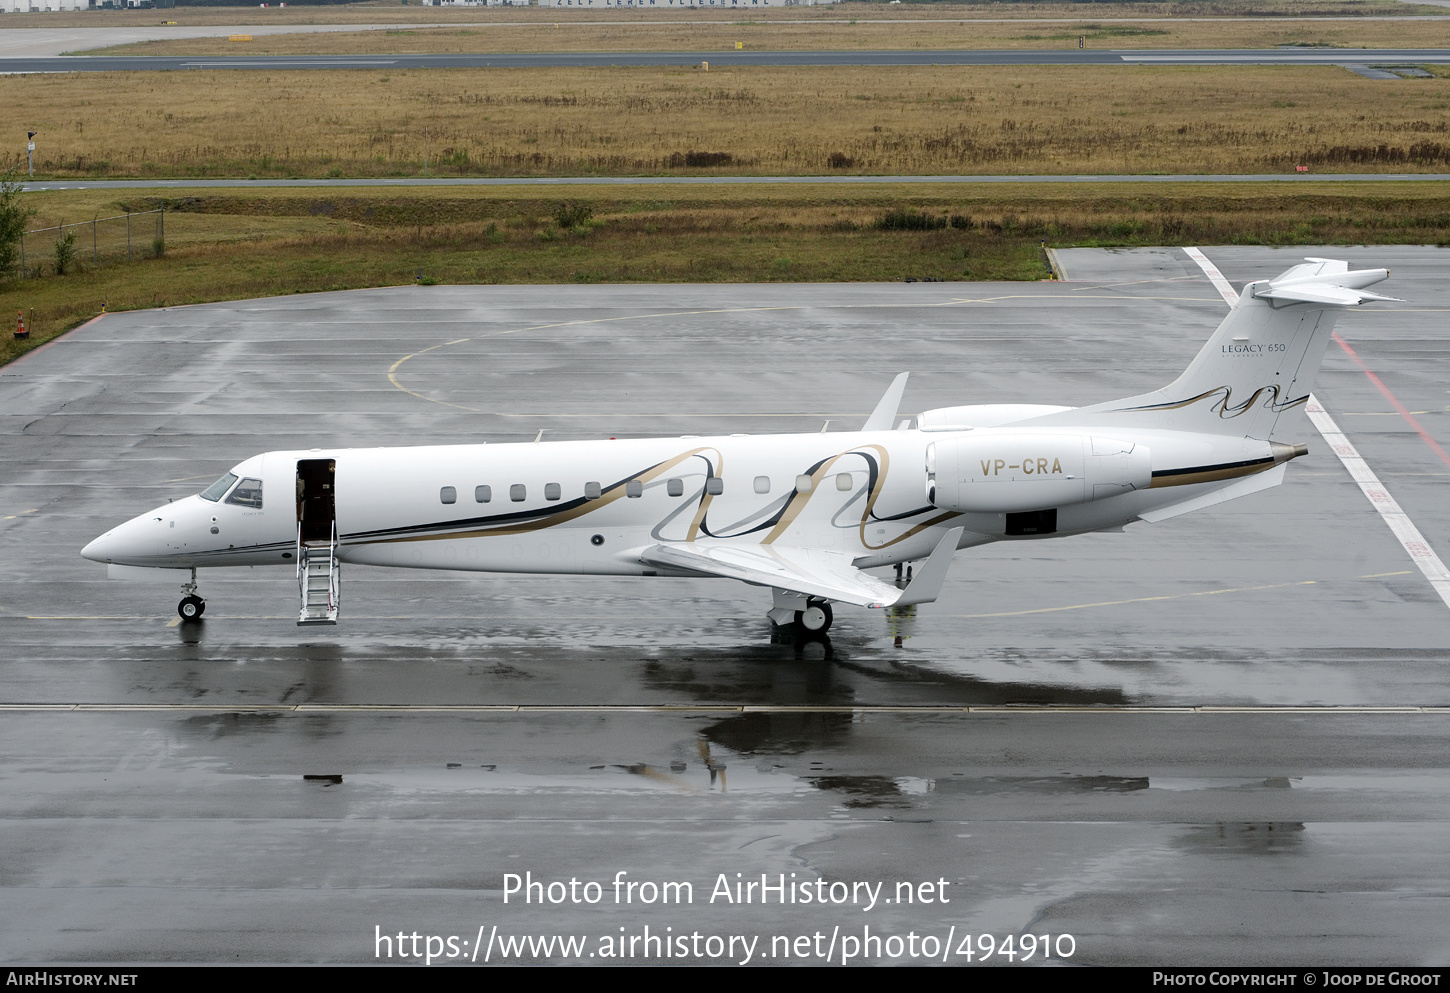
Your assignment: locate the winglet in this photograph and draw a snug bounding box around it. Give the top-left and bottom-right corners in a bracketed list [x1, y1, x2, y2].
[892, 527, 962, 607]
[862, 372, 910, 432]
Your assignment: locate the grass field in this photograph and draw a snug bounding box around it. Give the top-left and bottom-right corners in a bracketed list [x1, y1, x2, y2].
[9, 65, 1450, 180]
[85, 17, 1450, 55]
[12, 0, 1443, 33]
[5, 180, 1449, 367]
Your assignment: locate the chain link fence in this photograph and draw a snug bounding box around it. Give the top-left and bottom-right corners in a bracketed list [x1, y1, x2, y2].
[15, 209, 165, 279]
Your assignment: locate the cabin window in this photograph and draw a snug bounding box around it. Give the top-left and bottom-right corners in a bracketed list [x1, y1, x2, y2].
[225, 478, 264, 509]
[795, 474, 814, 494]
[475, 485, 492, 503]
[625, 480, 643, 498]
[706, 477, 724, 496]
[544, 482, 561, 501]
[510, 484, 527, 502]
[753, 475, 770, 494]
[667, 478, 684, 497]
[199, 473, 238, 503]
[440, 486, 457, 505]
[584, 481, 602, 500]
[836, 472, 853, 492]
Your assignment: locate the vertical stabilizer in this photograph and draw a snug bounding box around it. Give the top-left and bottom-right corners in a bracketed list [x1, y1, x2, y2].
[1024, 259, 1394, 440]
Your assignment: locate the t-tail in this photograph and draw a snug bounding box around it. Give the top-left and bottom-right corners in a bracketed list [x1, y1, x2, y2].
[1028, 258, 1395, 441]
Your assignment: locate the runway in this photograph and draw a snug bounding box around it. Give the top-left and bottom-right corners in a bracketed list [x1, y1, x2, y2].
[3, 248, 1449, 964]
[8, 20, 1450, 62]
[5, 47, 1450, 73]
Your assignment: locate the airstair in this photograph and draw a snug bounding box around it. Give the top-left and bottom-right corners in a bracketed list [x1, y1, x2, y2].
[297, 521, 339, 626]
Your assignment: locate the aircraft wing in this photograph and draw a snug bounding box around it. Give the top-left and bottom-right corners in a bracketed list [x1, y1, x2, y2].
[640, 528, 962, 609]
[641, 542, 900, 607]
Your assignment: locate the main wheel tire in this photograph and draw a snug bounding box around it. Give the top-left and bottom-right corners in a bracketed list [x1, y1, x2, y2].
[797, 600, 833, 634]
[178, 595, 205, 621]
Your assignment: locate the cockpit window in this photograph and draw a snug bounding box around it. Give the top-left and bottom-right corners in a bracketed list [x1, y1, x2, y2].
[199, 473, 238, 503]
[225, 478, 264, 509]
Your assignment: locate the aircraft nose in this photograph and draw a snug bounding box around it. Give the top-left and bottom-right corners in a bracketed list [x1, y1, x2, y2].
[81, 511, 169, 565]
[80, 533, 112, 562]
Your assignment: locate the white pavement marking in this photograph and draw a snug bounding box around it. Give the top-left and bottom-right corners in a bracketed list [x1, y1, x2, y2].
[1183, 247, 1238, 303]
[0, 703, 1444, 715]
[1304, 400, 1450, 610]
[1184, 247, 1450, 612]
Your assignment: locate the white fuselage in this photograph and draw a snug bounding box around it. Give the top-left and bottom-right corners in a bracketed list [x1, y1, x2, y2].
[81, 423, 1283, 577]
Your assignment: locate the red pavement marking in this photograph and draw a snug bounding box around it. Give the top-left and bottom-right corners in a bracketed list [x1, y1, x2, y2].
[5, 312, 107, 370]
[1331, 331, 1450, 472]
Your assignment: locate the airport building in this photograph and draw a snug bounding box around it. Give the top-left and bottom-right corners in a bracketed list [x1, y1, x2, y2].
[1, 0, 88, 11]
[1, 0, 841, 7]
[522, 0, 841, 7]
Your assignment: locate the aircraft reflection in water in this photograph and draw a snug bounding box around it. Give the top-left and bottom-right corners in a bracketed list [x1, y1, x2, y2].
[83, 260, 1392, 637]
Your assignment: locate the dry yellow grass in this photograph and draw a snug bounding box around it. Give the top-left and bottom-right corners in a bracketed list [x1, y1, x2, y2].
[88, 17, 1450, 55]
[16, 0, 1443, 33]
[7, 64, 1450, 178]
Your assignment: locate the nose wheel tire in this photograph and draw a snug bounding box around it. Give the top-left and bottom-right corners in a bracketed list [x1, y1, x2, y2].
[178, 595, 206, 621]
[796, 600, 833, 634]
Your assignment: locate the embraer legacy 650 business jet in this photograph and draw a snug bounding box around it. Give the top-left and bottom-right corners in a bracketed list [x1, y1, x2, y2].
[83, 260, 1393, 633]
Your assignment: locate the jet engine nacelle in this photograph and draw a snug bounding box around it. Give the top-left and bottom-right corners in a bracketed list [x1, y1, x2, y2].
[926, 433, 1151, 513]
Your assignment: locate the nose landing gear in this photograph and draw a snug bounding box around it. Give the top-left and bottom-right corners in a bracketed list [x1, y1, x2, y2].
[177, 569, 205, 621]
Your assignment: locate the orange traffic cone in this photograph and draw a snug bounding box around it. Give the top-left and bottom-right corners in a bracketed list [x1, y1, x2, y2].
[14, 310, 27, 341]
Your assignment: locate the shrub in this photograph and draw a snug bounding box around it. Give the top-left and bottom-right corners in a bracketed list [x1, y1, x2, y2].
[667, 151, 733, 168]
[554, 202, 593, 229]
[54, 230, 78, 276]
[0, 170, 35, 279]
[876, 210, 947, 231]
[827, 152, 855, 169]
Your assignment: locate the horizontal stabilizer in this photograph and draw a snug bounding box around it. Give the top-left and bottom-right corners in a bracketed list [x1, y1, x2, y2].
[1251, 261, 1395, 306]
[1253, 285, 1399, 307]
[1276, 257, 1349, 281]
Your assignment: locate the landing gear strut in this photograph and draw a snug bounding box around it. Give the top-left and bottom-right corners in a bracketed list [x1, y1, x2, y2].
[177, 568, 205, 621]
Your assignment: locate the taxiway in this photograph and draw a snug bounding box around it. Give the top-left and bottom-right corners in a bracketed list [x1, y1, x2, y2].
[2, 248, 1448, 964]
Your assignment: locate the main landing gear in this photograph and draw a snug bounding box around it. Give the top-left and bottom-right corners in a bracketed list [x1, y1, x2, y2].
[768, 589, 833, 638]
[798, 600, 833, 634]
[177, 568, 205, 621]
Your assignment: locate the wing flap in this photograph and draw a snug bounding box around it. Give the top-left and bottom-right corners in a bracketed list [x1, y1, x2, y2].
[641, 529, 963, 609]
[640, 542, 903, 608]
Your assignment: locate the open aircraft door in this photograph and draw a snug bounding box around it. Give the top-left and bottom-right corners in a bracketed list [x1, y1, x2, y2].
[295, 458, 339, 625]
